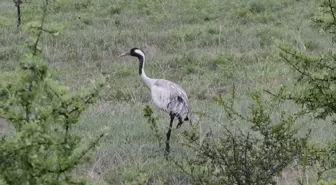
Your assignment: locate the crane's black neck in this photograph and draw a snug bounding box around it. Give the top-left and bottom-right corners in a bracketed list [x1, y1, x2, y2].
[136, 55, 144, 75]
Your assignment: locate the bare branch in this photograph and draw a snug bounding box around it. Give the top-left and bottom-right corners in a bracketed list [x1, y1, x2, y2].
[58, 133, 105, 174]
[32, 0, 49, 56]
[328, 0, 336, 25]
[172, 159, 206, 185]
[24, 83, 32, 123]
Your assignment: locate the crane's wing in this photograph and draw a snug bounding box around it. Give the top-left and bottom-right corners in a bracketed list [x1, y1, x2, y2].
[152, 80, 189, 120]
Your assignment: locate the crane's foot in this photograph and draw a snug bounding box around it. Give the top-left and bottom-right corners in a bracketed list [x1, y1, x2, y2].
[164, 143, 170, 160]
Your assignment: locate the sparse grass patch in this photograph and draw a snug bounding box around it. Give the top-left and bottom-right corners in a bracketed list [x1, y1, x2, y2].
[1, 0, 335, 184]
[104, 158, 190, 185]
[256, 25, 286, 47]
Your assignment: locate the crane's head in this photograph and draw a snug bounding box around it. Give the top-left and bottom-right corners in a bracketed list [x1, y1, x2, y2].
[119, 47, 145, 59]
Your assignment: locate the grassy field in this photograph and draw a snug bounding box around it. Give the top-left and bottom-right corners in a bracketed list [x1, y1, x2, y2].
[0, 0, 335, 184]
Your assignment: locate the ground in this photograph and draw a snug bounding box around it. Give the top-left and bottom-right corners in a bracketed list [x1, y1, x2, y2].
[0, 0, 335, 184]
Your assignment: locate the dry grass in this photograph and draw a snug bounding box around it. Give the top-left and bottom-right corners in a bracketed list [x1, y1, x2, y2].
[0, 0, 335, 184]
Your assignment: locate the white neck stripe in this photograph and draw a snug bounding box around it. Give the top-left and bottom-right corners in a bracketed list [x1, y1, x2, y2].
[134, 49, 145, 58]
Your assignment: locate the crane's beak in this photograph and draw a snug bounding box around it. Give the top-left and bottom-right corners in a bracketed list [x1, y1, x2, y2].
[119, 51, 130, 57]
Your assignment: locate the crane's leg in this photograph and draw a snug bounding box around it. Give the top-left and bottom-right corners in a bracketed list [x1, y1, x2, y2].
[176, 116, 183, 129]
[165, 113, 174, 159]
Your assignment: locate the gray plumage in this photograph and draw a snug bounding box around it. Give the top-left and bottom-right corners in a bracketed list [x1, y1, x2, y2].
[151, 79, 190, 122]
[120, 47, 191, 158]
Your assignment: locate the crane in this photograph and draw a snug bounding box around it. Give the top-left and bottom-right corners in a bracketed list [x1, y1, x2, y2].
[119, 47, 191, 157]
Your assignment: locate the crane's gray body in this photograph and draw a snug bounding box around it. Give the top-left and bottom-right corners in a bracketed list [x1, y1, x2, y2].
[151, 79, 189, 121]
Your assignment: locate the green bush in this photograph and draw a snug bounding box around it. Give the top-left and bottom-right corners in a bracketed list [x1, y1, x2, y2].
[176, 90, 308, 185]
[176, 0, 336, 183]
[0, 1, 107, 184]
[0, 53, 106, 185]
[271, 0, 336, 183]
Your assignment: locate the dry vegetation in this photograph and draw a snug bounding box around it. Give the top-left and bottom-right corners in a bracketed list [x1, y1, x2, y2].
[0, 0, 335, 184]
